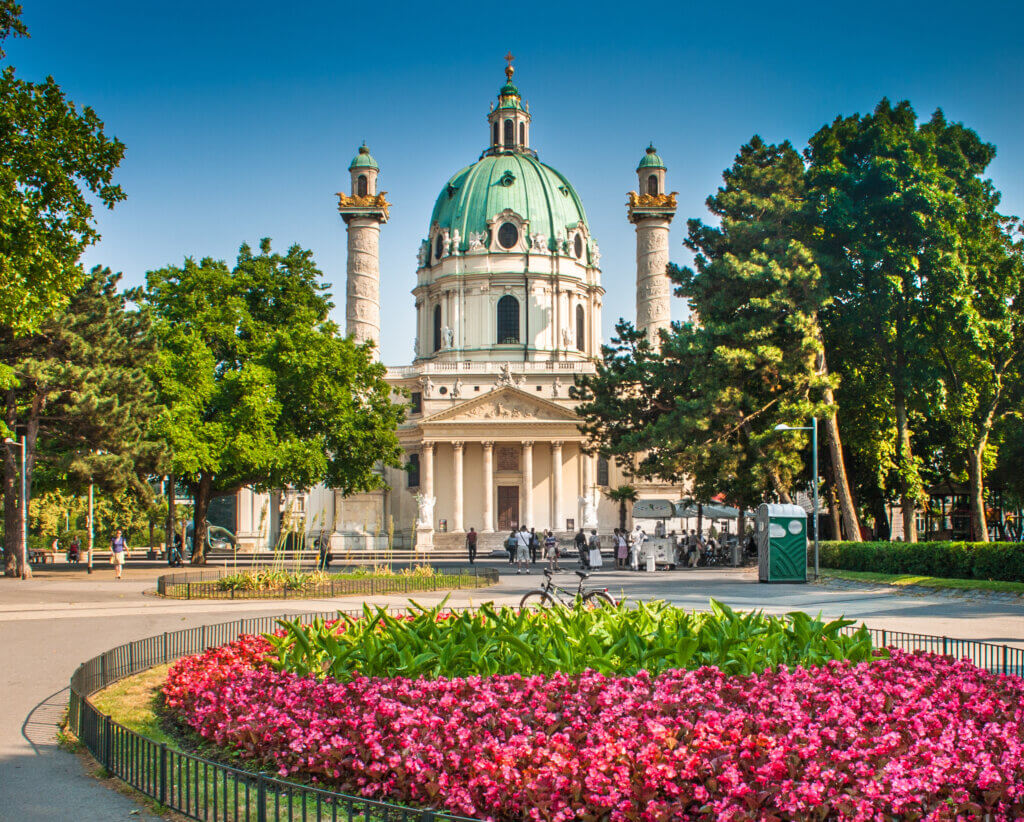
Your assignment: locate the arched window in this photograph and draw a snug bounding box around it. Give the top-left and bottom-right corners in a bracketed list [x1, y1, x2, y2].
[519, 122, 525, 145]
[647, 174, 659, 196]
[496, 295, 519, 344]
[407, 454, 420, 488]
[503, 119, 514, 147]
[435, 233, 444, 260]
[573, 233, 583, 259]
[492, 121, 499, 145]
[357, 174, 368, 197]
[433, 305, 442, 352]
[575, 304, 585, 351]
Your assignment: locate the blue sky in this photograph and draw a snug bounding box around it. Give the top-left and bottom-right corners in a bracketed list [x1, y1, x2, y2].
[8, 1, 1024, 365]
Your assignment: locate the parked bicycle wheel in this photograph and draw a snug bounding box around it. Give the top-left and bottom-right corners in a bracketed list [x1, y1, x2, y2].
[583, 591, 616, 608]
[520, 590, 557, 609]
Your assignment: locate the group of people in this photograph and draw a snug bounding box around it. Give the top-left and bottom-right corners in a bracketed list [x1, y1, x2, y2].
[495, 525, 586, 574]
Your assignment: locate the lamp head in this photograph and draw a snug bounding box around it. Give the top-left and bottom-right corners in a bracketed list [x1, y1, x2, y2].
[3, 437, 14, 444]
[773, 424, 791, 431]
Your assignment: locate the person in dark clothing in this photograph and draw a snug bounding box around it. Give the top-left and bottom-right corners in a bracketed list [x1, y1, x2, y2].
[574, 528, 589, 569]
[528, 528, 540, 564]
[316, 531, 332, 571]
[466, 527, 478, 564]
[506, 530, 517, 565]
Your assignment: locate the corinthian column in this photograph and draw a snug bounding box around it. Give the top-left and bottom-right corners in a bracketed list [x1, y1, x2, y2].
[522, 441, 534, 529]
[551, 441, 563, 531]
[452, 441, 464, 532]
[481, 442, 494, 532]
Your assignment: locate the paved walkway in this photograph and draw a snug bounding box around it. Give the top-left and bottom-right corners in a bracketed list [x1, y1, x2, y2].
[0, 561, 1021, 820]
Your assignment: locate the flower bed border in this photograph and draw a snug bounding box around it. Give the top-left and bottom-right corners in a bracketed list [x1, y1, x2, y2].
[155, 566, 498, 600]
[68, 608, 1024, 822]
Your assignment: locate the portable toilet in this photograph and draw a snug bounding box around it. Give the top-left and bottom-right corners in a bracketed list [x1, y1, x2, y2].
[756, 503, 807, 583]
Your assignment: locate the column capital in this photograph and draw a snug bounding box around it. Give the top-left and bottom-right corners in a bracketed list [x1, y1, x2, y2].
[522, 440, 534, 449]
[551, 440, 563, 449]
[421, 441, 435, 452]
[481, 440, 493, 450]
[452, 440, 464, 451]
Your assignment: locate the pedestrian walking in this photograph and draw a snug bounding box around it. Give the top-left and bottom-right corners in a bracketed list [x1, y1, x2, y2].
[515, 525, 531, 574]
[529, 528, 540, 564]
[316, 530, 332, 571]
[543, 529, 560, 571]
[506, 530, 517, 565]
[110, 528, 128, 580]
[588, 529, 603, 569]
[575, 527, 589, 569]
[614, 528, 629, 569]
[466, 526, 478, 564]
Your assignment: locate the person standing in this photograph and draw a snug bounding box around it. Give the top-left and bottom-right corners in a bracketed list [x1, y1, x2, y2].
[515, 525, 531, 574]
[316, 530, 332, 571]
[543, 529, 560, 571]
[110, 528, 128, 580]
[574, 527, 589, 569]
[528, 528, 540, 565]
[615, 528, 629, 569]
[466, 526, 478, 564]
[506, 530, 517, 565]
[588, 529, 603, 570]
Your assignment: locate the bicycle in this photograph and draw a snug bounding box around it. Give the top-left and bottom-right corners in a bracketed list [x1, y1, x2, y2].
[519, 569, 617, 610]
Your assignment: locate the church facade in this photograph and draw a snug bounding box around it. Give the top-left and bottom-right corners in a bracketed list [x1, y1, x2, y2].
[232, 62, 683, 552]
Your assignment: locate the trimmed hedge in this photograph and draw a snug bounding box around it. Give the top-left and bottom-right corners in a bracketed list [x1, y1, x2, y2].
[818, 540, 1024, 583]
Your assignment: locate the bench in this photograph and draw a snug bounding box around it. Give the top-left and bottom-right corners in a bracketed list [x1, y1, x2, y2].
[29, 550, 55, 564]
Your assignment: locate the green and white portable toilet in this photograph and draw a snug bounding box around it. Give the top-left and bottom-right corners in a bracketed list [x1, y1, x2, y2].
[756, 503, 807, 583]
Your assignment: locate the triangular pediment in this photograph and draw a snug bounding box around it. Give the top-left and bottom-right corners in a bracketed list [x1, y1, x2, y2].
[422, 385, 580, 424]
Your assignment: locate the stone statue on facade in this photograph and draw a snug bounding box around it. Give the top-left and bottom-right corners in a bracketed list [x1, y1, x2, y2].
[449, 229, 461, 255]
[417, 241, 429, 268]
[552, 376, 562, 397]
[442, 325, 455, 349]
[467, 230, 485, 251]
[497, 361, 515, 387]
[561, 326, 573, 348]
[579, 492, 599, 528]
[452, 377, 463, 398]
[413, 337, 419, 358]
[414, 493, 436, 529]
[530, 232, 547, 253]
[591, 241, 600, 266]
[421, 375, 432, 397]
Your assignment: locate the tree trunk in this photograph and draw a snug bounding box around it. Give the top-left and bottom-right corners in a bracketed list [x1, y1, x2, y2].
[966, 444, 988, 542]
[4, 389, 20, 577]
[167, 472, 175, 553]
[766, 464, 793, 504]
[824, 468, 842, 541]
[872, 496, 891, 541]
[817, 348, 861, 540]
[191, 473, 212, 565]
[894, 380, 918, 543]
[696, 502, 703, 535]
[618, 500, 627, 532]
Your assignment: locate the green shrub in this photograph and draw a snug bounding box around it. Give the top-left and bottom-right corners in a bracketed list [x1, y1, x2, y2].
[266, 599, 884, 681]
[818, 540, 1024, 582]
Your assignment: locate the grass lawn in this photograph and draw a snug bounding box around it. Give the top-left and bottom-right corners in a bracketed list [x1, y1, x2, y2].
[820, 568, 1024, 595]
[89, 664, 177, 745]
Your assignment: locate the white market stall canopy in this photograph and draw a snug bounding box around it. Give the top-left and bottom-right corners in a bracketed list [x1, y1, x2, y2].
[632, 499, 676, 519]
[674, 501, 755, 520]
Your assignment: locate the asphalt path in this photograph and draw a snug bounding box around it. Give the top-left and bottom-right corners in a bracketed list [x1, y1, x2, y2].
[0, 559, 1021, 820]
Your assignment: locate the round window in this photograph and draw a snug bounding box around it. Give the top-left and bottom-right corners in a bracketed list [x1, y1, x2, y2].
[435, 234, 444, 259]
[497, 222, 519, 249]
[574, 234, 584, 259]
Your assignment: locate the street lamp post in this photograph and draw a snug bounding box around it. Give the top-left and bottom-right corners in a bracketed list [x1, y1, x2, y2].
[773, 419, 819, 581]
[3, 436, 28, 580]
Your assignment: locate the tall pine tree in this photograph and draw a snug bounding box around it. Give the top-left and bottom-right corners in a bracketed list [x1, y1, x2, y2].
[0, 266, 164, 576]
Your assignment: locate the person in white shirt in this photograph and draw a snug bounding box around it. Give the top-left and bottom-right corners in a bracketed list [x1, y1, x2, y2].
[515, 526, 531, 574]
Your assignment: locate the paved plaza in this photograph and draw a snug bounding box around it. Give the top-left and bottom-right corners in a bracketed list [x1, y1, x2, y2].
[0, 561, 1021, 820]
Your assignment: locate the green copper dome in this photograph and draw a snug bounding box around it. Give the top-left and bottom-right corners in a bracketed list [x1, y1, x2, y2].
[349, 143, 379, 171]
[430, 153, 589, 252]
[637, 144, 666, 170]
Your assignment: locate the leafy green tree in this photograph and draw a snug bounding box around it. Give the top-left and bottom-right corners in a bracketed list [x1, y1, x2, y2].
[0, 267, 164, 575]
[0, 2, 125, 341]
[146, 240, 405, 564]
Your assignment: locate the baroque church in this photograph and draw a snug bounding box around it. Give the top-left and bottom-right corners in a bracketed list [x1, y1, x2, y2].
[231, 60, 683, 553]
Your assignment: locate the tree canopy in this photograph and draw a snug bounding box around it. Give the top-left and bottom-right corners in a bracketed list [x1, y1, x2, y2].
[146, 239, 405, 563]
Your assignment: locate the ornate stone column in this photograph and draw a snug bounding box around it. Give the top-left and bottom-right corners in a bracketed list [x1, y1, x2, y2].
[481, 441, 494, 532]
[627, 149, 675, 349]
[421, 442, 435, 503]
[452, 441, 464, 532]
[416, 442, 436, 552]
[551, 441, 563, 531]
[522, 441, 534, 528]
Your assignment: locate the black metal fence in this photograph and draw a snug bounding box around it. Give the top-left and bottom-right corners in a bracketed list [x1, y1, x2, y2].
[68, 609, 1023, 822]
[156, 567, 499, 600]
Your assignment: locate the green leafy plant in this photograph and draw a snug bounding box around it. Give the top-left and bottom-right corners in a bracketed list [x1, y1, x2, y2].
[264, 599, 884, 682]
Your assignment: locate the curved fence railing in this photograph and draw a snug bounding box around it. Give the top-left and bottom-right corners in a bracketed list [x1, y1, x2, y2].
[156, 567, 499, 600]
[68, 610, 1023, 822]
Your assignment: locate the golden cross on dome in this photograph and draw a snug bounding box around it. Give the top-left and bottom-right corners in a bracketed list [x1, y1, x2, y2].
[504, 51, 515, 80]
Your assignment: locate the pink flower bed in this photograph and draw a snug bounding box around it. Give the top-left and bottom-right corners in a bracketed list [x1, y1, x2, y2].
[163, 635, 1024, 821]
